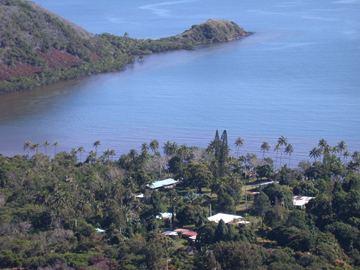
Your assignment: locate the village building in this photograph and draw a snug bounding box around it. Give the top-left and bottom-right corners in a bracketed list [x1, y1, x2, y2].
[146, 178, 178, 191]
[161, 231, 178, 236]
[292, 196, 315, 209]
[255, 181, 279, 187]
[207, 213, 250, 224]
[174, 228, 190, 233]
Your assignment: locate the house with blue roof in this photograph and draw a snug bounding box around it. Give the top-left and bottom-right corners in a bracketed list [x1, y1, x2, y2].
[146, 178, 178, 191]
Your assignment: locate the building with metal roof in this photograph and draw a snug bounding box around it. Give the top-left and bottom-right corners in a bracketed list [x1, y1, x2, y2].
[292, 196, 315, 209]
[207, 213, 247, 224]
[146, 178, 178, 190]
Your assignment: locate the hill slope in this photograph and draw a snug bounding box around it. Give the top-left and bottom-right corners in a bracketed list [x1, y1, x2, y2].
[0, 0, 251, 94]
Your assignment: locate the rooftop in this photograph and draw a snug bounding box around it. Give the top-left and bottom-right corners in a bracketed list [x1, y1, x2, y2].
[292, 196, 315, 206]
[147, 178, 178, 189]
[208, 213, 244, 224]
[174, 228, 190, 233]
[161, 231, 178, 236]
[183, 231, 197, 237]
[156, 212, 173, 219]
[256, 181, 279, 187]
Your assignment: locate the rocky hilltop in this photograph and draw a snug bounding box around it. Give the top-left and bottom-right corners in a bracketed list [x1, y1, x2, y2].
[174, 19, 251, 44]
[0, 0, 251, 94]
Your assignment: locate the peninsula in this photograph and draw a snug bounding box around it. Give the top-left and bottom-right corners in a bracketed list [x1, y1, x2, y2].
[0, 0, 251, 94]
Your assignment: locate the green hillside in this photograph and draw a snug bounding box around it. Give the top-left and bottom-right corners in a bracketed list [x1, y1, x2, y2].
[0, 0, 251, 94]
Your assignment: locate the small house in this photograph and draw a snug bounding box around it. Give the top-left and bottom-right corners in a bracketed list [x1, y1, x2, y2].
[292, 196, 314, 210]
[207, 213, 249, 224]
[146, 178, 178, 191]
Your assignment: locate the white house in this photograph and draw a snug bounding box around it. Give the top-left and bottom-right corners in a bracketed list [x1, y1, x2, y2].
[292, 196, 315, 209]
[207, 213, 250, 224]
[146, 178, 178, 190]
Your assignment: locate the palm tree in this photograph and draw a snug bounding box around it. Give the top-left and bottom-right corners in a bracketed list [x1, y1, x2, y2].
[93, 140, 101, 156]
[163, 141, 172, 156]
[177, 143, 191, 168]
[234, 137, 244, 157]
[337, 140, 347, 160]
[30, 144, 35, 155]
[170, 142, 179, 155]
[70, 148, 78, 158]
[274, 144, 280, 171]
[77, 146, 85, 162]
[110, 149, 116, 161]
[260, 141, 270, 160]
[352, 151, 360, 161]
[104, 148, 111, 163]
[149, 139, 159, 154]
[318, 138, 328, 150]
[284, 143, 294, 167]
[343, 150, 351, 164]
[163, 141, 174, 175]
[53, 141, 59, 156]
[278, 136, 288, 167]
[32, 143, 41, 154]
[141, 142, 149, 153]
[318, 139, 330, 162]
[129, 149, 138, 161]
[309, 147, 320, 162]
[24, 141, 31, 156]
[43, 140, 50, 155]
[88, 150, 97, 164]
[332, 146, 339, 157]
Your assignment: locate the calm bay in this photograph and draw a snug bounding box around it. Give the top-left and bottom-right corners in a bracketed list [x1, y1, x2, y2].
[0, 0, 359, 165]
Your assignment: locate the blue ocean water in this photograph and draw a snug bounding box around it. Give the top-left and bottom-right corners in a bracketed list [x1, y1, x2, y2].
[0, 0, 359, 164]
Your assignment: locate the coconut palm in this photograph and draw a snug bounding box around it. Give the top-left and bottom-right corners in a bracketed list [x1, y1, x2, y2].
[234, 137, 244, 157]
[260, 141, 270, 160]
[31, 143, 41, 154]
[284, 143, 294, 167]
[104, 148, 111, 163]
[278, 136, 288, 167]
[70, 148, 78, 158]
[318, 139, 330, 160]
[163, 141, 172, 156]
[53, 141, 59, 156]
[110, 149, 116, 161]
[177, 143, 191, 165]
[149, 139, 159, 154]
[318, 138, 328, 150]
[43, 140, 50, 155]
[337, 140, 347, 160]
[352, 151, 360, 161]
[141, 142, 149, 153]
[77, 146, 85, 162]
[343, 150, 351, 164]
[319, 139, 333, 163]
[93, 140, 101, 155]
[129, 149, 138, 161]
[332, 146, 340, 158]
[163, 141, 174, 175]
[24, 141, 31, 156]
[88, 150, 97, 164]
[170, 142, 179, 154]
[170, 142, 179, 155]
[309, 147, 320, 162]
[274, 144, 280, 171]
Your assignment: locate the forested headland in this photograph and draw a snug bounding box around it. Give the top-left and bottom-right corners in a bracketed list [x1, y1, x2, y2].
[0, 0, 251, 94]
[1, 131, 360, 269]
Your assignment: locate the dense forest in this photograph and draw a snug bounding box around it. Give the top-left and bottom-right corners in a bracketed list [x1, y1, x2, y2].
[0, 0, 250, 94]
[1, 131, 360, 269]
